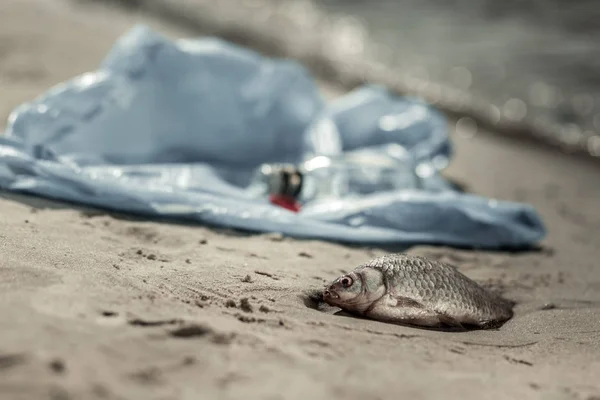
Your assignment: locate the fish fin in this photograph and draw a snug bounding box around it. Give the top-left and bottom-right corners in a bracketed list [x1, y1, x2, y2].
[435, 313, 465, 329]
[393, 297, 465, 329]
[478, 320, 504, 330]
[393, 296, 425, 309]
[365, 301, 440, 327]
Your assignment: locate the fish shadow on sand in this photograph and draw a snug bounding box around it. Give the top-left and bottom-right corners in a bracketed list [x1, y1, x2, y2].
[301, 288, 513, 333]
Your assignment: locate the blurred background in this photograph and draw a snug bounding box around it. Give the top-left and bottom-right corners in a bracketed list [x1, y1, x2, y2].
[317, 0, 600, 136]
[101, 0, 600, 158]
[315, 0, 600, 156]
[5, 0, 600, 158]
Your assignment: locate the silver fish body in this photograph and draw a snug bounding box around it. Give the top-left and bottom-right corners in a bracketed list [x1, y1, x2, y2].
[322, 253, 513, 329]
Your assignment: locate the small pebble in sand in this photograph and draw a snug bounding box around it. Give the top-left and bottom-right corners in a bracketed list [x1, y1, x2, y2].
[239, 298, 253, 313]
[195, 300, 206, 308]
[237, 315, 255, 323]
[259, 305, 270, 313]
[241, 275, 253, 283]
[146, 254, 157, 260]
[199, 239, 208, 245]
[298, 251, 313, 258]
[185, 259, 191, 264]
[225, 299, 236, 308]
[101, 311, 118, 317]
[236, 314, 265, 323]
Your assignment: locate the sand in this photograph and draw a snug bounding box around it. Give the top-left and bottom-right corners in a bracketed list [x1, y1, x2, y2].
[1, 1, 600, 399]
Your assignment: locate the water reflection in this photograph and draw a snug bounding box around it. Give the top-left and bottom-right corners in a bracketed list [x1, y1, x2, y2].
[314, 0, 600, 154]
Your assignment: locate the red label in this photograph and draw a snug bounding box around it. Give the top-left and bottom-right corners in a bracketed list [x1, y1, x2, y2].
[269, 194, 301, 213]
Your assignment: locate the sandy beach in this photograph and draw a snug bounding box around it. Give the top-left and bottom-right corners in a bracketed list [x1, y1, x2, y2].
[1, 1, 600, 399]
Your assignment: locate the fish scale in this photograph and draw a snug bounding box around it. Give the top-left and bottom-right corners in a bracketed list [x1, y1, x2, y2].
[363, 254, 511, 323]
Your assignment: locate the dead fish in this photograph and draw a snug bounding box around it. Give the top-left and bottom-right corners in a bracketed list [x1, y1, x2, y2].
[322, 253, 513, 329]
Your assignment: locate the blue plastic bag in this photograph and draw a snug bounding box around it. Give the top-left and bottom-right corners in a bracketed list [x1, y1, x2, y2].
[0, 25, 546, 249]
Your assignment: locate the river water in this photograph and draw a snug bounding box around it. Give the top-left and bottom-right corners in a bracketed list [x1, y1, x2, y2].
[313, 0, 600, 154]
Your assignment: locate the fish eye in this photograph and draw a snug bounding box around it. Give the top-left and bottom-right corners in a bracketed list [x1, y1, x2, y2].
[340, 276, 353, 288]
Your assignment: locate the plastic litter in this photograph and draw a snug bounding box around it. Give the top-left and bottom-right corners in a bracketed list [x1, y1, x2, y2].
[246, 146, 422, 204]
[0, 25, 546, 249]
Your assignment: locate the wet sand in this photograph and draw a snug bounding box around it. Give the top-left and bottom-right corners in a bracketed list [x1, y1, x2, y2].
[1, 1, 600, 399]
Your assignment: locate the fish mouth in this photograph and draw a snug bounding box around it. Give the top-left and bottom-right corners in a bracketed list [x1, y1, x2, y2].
[323, 289, 339, 300]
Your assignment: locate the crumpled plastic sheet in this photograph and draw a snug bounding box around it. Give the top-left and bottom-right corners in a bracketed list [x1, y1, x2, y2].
[0, 25, 546, 249]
